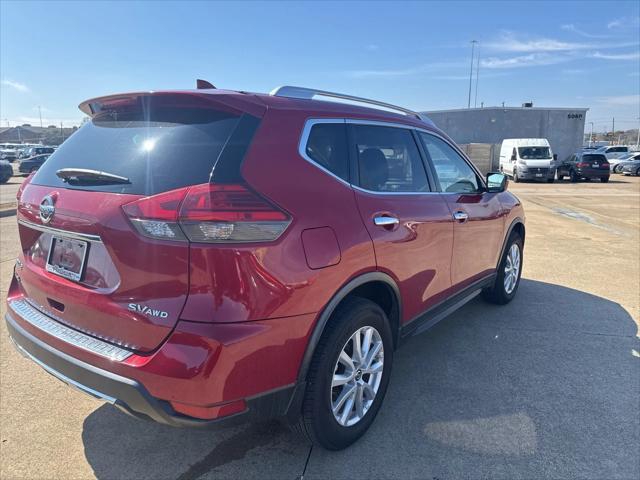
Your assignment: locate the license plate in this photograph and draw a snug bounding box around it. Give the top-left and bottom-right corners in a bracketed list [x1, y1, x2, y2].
[535, 173, 543, 177]
[592, 164, 599, 167]
[46, 236, 88, 282]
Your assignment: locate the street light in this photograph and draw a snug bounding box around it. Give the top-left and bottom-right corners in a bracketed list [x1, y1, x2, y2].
[467, 40, 477, 109]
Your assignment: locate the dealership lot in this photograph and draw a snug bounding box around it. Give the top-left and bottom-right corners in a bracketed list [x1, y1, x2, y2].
[1, 177, 638, 480]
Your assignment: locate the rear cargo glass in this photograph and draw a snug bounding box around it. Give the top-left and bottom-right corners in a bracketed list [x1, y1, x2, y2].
[31, 97, 244, 195]
[582, 154, 607, 162]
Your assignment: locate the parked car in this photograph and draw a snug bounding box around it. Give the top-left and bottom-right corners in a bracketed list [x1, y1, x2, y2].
[0, 159, 12, 184]
[621, 160, 640, 176]
[5, 85, 525, 450]
[18, 154, 51, 174]
[557, 152, 610, 182]
[499, 138, 555, 182]
[22, 146, 55, 158]
[611, 152, 640, 173]
[17, 144, 41, 159]
[0, 144, 19, 162]
[594, 145, 629, 160]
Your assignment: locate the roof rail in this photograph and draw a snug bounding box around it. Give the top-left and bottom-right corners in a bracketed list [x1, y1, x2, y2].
[269, 86, 428, 122]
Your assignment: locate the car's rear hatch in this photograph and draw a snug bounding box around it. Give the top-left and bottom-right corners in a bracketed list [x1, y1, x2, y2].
[16, 91, 264, 352]
[579, 154, 610, 175]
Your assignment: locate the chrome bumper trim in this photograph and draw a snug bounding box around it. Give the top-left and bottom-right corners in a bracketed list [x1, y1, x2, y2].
[17, 219, 103, 243]
[8, 299, 132, 361]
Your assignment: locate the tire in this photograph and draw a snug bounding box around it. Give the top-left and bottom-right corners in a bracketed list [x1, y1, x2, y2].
[636, 167, 640, 176]
[482, 232, 523, 305]
[296, 297, 393, 450]
[600, 176, 609, 183]
[513, 169, 520, 183]
[614, 164, 624, 174]
[0, 174, 10, 184]
[570, 170, 579, 182]
[547, 177, 554, 183]
[557, 174, 564, 181]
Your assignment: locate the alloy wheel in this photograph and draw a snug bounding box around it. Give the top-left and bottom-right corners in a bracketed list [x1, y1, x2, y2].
[331, 326, 384, 427]
[504, 243, 521, 294]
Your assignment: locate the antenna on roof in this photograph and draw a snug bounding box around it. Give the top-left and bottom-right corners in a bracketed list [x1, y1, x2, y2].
[196, 79, 216, 90]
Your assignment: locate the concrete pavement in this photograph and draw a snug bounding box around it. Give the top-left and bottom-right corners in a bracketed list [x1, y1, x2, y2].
[1, 176, 638, 480]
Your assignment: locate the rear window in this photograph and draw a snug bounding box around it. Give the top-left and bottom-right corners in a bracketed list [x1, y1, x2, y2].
[582, 154, 607, 162]
[34, 147, 54, 155]
[31, 95, 247, 195]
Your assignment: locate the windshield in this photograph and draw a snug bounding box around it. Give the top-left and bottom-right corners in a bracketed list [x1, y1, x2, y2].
[518, 147, 551, 159]
[31, 97, 242, 195]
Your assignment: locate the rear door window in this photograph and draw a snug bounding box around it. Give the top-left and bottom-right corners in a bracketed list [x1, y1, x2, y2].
[31, 95, 253, 195]
[351, 125, 429, 192]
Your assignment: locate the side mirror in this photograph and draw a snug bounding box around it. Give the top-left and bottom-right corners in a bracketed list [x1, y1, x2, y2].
[486, 172, 508, 193]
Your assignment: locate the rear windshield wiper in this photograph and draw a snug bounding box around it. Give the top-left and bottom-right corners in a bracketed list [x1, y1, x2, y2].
[56, 168, 131, 184]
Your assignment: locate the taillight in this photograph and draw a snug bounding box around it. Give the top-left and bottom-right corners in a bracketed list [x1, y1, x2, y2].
[122, 187, 188, 241]
[601, 163, 610, 168]
[576, 162, 589, 168]
[16, 171, 36, 201]
[179, 184, 290, 243]
[122, 183, 290, 243]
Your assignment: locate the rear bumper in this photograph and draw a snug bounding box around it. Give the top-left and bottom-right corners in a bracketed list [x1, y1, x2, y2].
[6, 311, 303, 427]
[575, 169, 610, 178]
[5, 293, 313, 427]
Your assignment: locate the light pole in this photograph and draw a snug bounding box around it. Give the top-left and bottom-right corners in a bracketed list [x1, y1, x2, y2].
[589, 122, 594, 147]
[38, 106, 43, 128]
[474, 43, 480, 108]
[467, 40, 477, 109]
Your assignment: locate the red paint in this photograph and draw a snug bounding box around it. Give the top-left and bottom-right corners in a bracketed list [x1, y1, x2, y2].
[6, 88, 524, 421]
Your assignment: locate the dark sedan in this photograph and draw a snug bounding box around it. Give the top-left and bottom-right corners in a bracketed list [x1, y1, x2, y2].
[0, 160, 12, 184]
[557, 152, 610, 182]
[18, 154, 50, 174]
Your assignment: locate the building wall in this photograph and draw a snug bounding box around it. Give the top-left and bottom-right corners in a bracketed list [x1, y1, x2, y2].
[423, 108, 588, 163]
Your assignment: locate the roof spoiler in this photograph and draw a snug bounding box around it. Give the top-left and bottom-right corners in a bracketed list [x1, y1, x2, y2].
[196, 79, 216, 89]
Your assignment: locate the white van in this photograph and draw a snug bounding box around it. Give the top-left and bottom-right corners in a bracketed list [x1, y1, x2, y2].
[499, 138, 555, 183]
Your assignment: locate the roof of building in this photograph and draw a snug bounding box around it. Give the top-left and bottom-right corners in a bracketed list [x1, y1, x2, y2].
[423, 106, 589, 114]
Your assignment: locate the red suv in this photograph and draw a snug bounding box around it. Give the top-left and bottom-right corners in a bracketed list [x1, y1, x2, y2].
[6, 84, 524, 450]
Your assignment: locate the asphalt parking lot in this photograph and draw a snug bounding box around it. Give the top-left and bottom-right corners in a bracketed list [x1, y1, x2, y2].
[1, 176, 638, 480]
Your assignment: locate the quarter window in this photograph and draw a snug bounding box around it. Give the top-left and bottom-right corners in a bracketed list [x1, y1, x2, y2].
[418, 132, 480, 193]
[352, 125, 429, 192]
[305, 123, 349, 181]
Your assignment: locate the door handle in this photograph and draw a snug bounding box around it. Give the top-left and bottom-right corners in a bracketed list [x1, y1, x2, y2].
[373, 216, 399, 227]
[453, 211, 469, 223]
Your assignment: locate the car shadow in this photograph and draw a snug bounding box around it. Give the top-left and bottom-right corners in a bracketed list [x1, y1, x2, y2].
[82, 279, 639, 480]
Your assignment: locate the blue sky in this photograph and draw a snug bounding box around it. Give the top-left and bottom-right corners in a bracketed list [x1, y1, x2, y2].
[1, 1, 639, 133]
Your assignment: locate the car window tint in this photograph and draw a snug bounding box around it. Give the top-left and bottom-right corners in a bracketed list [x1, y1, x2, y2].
[351, 125, 429, 192]
[418, 132, 479, 193]
[305, 123, 349, 181]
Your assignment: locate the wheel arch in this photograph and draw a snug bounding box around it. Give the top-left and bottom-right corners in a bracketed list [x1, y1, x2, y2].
[498, 217, 525, 268]
[295, 271, 401, 385]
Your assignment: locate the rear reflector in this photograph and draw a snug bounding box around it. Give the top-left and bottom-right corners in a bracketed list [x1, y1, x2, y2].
[122, 183, 290, 243]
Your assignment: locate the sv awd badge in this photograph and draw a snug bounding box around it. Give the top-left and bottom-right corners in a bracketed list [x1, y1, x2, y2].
[128, 303, 169, 319]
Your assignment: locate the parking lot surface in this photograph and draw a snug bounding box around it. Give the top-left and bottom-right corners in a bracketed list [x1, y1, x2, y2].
[1, 176, 639, 480]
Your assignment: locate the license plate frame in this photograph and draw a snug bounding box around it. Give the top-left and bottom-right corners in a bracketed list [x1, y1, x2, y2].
[535, 173, 543, 177]
[46, 235, 89, 282]
[592, 164, 599, 168]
